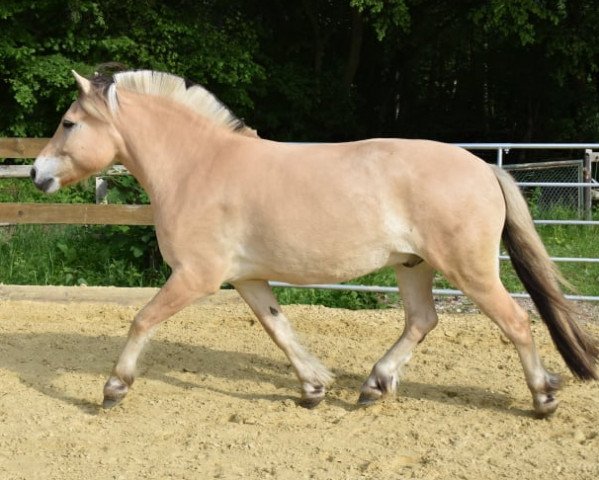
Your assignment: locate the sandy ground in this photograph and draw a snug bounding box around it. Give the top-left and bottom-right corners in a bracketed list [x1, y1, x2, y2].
[0, 286, 597, 480]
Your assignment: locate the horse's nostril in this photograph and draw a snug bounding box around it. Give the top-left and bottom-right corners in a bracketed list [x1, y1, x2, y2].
[30, 167, 36, 181]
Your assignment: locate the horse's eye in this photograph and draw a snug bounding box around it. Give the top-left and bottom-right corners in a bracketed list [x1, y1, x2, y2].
[62, 119, 75, 129]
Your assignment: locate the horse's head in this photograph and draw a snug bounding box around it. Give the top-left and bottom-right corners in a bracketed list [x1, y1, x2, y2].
[31, 71, 120, 193]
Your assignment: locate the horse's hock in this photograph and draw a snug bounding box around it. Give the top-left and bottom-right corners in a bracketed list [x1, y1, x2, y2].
[0, 286, 597, 479]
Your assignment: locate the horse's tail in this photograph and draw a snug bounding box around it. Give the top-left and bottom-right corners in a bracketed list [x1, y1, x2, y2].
[492, 165, 598, 380]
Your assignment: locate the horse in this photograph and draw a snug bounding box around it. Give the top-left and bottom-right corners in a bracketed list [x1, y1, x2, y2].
[31, 68, 598, 417]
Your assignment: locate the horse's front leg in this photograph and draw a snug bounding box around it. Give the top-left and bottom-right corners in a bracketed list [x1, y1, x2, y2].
[234, 280, 334, 408]
[103, 268, 217, 408]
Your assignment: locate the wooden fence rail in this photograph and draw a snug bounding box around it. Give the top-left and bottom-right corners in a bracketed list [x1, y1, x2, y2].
[0, 137, 49, 158]
[0, 138, 153, 225]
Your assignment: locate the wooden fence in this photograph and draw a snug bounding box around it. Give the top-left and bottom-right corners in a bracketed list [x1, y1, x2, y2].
[3, 138, 599, 227]
[0, 138, 153, 225]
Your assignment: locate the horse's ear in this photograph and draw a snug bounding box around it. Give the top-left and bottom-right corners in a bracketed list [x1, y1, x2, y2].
[240, 127, 259, 138]
[72, 70, 91, 96]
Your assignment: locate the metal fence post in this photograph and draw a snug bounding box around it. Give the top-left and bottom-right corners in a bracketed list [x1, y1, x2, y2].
[496, 147, 503, 272]
[95, 177, 108, 204]
[583, 149, 592, 220]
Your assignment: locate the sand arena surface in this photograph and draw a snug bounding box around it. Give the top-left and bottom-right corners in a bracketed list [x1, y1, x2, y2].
[0, 286, 597, 479]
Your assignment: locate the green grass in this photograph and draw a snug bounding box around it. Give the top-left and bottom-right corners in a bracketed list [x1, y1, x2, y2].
[505, 222, 599, 296]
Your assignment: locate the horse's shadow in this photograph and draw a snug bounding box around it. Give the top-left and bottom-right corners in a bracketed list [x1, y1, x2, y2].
[0, 331, 530, 417]
[0, 331, 302, 413]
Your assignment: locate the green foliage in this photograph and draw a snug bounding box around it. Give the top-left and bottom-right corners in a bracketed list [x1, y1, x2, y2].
[105, 176, 149, 205]
[470, 0, 566, 46]
[0, 177, 94, 204]
[350, 0, 410, 40]
[527, 187, 543, 219]
[0, 0, 264, 136]
[2, 1, 599, 141]
[0, 224, 169, 287]
[0, 173, 162, 287]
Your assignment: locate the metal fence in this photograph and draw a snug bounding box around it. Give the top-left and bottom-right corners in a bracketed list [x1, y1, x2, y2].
[504, 159, 583, 213]
[270, 143, 599, 302]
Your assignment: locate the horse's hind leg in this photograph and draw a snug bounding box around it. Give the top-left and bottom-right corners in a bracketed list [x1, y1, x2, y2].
[359, 262, 438, 405]
[456, 277, 561, 417]
[234, 280, 334, 408]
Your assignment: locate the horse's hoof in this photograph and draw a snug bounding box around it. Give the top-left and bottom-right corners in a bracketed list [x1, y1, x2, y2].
[358, 370, 397, 406]
[531, 371, 561, 418]
[103, 376, 130, 409]
[358, 379, 385, 405]
[533, 394, 559, 418]
[357, 390, 381, 406]
[298, 383, 325, 409]
[298, 396, 324, 409]
[102, 396, 123, 409]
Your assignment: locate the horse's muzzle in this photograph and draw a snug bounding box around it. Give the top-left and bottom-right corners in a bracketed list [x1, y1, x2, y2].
[30, 167, 58, 193]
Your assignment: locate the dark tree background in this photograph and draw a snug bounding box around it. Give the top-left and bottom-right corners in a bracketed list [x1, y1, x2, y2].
[1, 0, 598, 143]
[1, 0, 599, 289]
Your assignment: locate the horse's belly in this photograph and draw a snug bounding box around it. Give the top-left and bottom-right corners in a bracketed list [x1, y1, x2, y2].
[228, 242, 414, 285]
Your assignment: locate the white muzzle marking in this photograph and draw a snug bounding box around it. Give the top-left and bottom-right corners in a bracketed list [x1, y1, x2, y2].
[31, 156, 62, 194]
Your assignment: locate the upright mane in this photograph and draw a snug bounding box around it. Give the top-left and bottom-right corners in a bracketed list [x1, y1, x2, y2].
[93, 69, 247, 132]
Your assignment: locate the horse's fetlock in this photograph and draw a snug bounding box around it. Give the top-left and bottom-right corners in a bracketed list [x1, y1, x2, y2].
[545, 371, 562, 392]
[129, 318, 152, 337]
[302, 356, 334, 387]
[112, 367, 136, 386]
[302, 382, 325, 397]
[371, 364, 399, 393]
[358, 383, 383, 406]
[527, 371, 562, 396]
[378, 374, 398, 395]
[123, 375, 134, 387]
[104, 376, 129, 394]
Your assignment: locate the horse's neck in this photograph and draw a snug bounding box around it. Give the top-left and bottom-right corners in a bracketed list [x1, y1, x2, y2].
[114, 94, 224, 204]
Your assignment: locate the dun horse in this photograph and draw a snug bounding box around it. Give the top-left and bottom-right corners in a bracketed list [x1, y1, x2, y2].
[32, 69, 598, 417]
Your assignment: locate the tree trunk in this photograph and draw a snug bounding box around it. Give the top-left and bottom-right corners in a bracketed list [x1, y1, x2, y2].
[301, 0, 325, 76]
[343, 7, 364, 95]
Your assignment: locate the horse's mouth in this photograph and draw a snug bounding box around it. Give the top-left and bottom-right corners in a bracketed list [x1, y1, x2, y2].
[32, 175, 60, 194]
